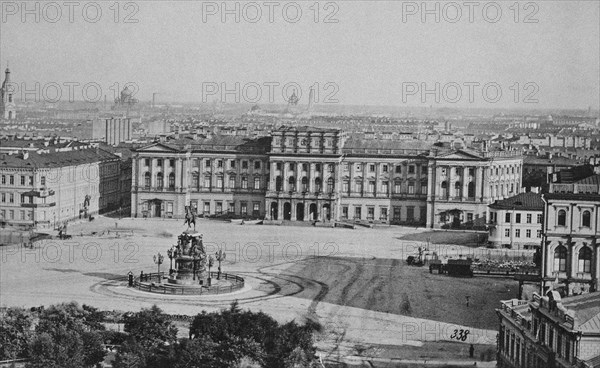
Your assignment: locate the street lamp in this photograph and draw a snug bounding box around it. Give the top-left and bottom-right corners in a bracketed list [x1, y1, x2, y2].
[153, 253, 164, 283]
[215, 250, 226, 280]
[167, 247, 175, 274]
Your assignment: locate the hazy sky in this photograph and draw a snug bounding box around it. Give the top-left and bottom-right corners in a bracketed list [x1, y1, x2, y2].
[1, 0, 598, 109]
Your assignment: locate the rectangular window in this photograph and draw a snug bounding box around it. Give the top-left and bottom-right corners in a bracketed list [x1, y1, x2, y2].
[382, 164, 388, 173]
[1, 193, 5, 203]
[167, 202, 173, 214]
[408, 165, 415, 174]
[1, 175, 4, 185]
[537, 230, 542, 238]
[516, 214, 521, 223]
[157, 159, 163, 167]
[393, 207, 401, 220]
[354, 206, 361, 219]
[216, 176, 223, 188]
[526, 229, 531, 238]
[395, 165, 401, 174]
[242, 161, 248, 169]
[342, 206, 348, 220]
[228, 202, 235, 213]
[316, 164, 321, 172]
[276, 162, 282, 171]
[9, 175, 14, 185]
[204, 201, 210, 214]
[302, 163, 308, 172]
[144, 158, 150, 166]
[230, 160, 236, 168]
[367, 207, 374, 220]
[467, 213, 473, 222]
[369, 164, 375, 172]
[253, 202, 260, 216]
[216, 202, 223, 214]
[241, 202, 248, 216]
[422, 166, 428, 175]
[380, 207, 388, 220]
[381, 181, 389, 194]
[515, 229, 520, 238]
[170, 159, 175, 167]
[394, 181, 401, 194]
[20, 176, 25, 185]
[205, 159, 211, 168]
[343, 181, 349, 193]
[406, 206, 414, 221]
[526, 214, 532, 223]
[505, 213, 511, 223]
[289, 163, 294, 171]
[204, 177, 211, 188]
[505, 229, 510, 237]
[408, 183, 414, 194]
[537, 214, 543, 224]
[193, 159, 199, 167]
[368, 181, 375, 193]
[328, 164, 334, 173]
[254, 161, 261, 170]
[254, 177, 260, 190]
[241, 177, 248, 189]
[217, 160, 223, 168]
[9, 194, 14, 203]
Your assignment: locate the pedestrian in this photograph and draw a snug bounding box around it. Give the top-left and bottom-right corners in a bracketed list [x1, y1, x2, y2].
[469, 344, 474, 358]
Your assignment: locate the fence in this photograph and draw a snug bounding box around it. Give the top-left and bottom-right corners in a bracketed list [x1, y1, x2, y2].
[133, 271, 244, 296]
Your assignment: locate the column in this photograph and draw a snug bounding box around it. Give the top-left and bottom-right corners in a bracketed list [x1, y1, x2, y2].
[482, 167, 490, 201]
[291, 200, 297, 221]
[462, 167, 469, 200]
[447, 165, 453, 199]
[175, 158, 183, 191]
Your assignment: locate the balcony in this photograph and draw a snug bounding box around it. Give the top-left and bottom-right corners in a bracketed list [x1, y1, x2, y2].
[21, 202, 56, 208]
[22, 189, 55, 198]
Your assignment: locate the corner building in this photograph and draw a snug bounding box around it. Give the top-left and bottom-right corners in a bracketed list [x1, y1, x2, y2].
[131, 127, 523, 228]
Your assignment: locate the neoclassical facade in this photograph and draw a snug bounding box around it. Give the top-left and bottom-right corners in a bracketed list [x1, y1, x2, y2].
[131, 127, 523, 228]
[542, 179, 600, 296]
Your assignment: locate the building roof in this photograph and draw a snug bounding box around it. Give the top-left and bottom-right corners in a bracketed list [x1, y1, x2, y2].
[575, 174, 600, 186]
[489, 192, 544, 211]
[523, 155, 580, 166]
[0, 148, 119, 169]
[560, 292, 600, 332]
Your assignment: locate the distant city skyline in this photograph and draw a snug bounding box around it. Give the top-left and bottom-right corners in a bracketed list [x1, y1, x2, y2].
[1, 1, 598, 110]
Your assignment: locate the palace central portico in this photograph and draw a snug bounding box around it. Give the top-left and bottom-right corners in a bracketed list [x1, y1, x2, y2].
[131, 127, 522, 228]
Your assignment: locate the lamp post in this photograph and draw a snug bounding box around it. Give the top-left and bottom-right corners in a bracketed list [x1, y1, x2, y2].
[167, 247, 174, 274]
[215, 250, 226, 280]
[153, 253, 164, 283]
[207, 255, 214, 286]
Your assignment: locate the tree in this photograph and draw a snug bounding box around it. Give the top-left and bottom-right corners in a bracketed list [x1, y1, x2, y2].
[0, 307, 32, 360]
[26, 302, 106, 368]
[122, 305, 178, 351]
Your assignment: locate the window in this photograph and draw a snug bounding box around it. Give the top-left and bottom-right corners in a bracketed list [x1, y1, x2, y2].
[355, 181, 363, 193]
[204, 201, 210, 214]
[288, 177, 296, 191]
[394, 181, 401, 194]
[554, 246, 567, 272]
[254, 177, 261, 190]
[302, 163, 308, 172]
[157, 159, 163, 167]
[505, 213, 511, 223]
[241, 177, 248, 189]
[381, 181, 389, 194]
[168, 173, 175, 188]
[367, 207, 374, 220]
[421, 181, 427, 195]
[205, 159, 211, 168]
[0, 193, 4, 202]
[527, 214, 532, 223]
[216, 202, 223, 214]
[380, 207, 388, 220]
[557, 210, 567, 226]
[537, 214, 543, 224]
[354, 206, 362, 219]
[526, 229, 531, 238]
[254, 161, 261, 170]
[395, 165, 402, 174]
[408, 165, 415, 174]
[144, 158, 150, 166]
[316, 164, 321, 172]
[229, 175, 236, 188]
[327, 178, 334, 192]
[315, 178, 322, 192]
[408, 182, 415, 194]
[301, 177, 308, 192]
[505, 229, 510, 237]
[204, 176, 211, 188]
[343, 181, 349, 193]
[516, 214, 521, 223]
[467, 213, 473, 222]
[368, 181, 375, 194]
[144, 172, 151, 188]
[342, 206, 348, 219]
[230, 160, 236, 168]
[156, 173, 164, 188]
[406, 206, 414, 221]
[579, 247, 592, 273]
[369, 164, 375, 172]
[515, 229, 520, 238]
[9, 175, 14, 185]
[216, 176, 223, 188]
[20, 176, 25, 185]
[468, 168, 475, 176]
[276, 163, 282, 171]
[192, 173, 199, 189]
[393, 207, 401, 220]
[228, 202, 235, 214]
[193, 159, 199, 167]
[289, 163, 294, 171]
[217, 160, 223, 168]
[253, 202, 260, 216]
[328, 164, 334, 173]
[167, 202, 173, 215]
[1, 175, 4, 185]
[441, 181, 448, 197]
[537, 230, 542, 238]
[170, 159, 175, 167]
[582, 210, 591, 227]
[242, 161, 248, 169]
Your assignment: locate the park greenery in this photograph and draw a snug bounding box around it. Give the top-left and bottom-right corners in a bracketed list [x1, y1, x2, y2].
[0, 301, 321, 368]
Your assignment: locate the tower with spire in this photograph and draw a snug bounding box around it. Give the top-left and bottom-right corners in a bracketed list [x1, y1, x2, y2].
[0, 63, 16, 120]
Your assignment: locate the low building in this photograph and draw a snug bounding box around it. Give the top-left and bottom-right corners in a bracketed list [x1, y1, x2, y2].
[0, 148, 120, 230]
[488, 192, 544, 249]
[497, 292, 600, 368]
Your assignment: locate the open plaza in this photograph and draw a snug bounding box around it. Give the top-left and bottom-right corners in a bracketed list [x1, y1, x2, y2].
[0, 216, 527, 366]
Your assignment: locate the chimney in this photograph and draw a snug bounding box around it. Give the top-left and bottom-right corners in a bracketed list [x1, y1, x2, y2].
[23, 151, 29, 160]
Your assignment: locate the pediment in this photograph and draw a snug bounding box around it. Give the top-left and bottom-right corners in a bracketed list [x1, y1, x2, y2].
[137, 143, 180, 153]
[436, 150, 482, 160]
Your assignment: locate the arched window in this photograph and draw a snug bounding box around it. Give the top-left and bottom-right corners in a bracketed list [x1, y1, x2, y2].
[275, 176, 283, 191]
[156, 173, 163, 189]
[441, 181, 448, 197]
[168, 173, 175, 189]
[582, 210, 591, 227]
[327, 178, 334, 192]
[554, 246, 567, 272]
[315, 177, 322, 192]
[579, 247, 592, 273]
[144, 172, 151, 188]
[468, 182, 475, 198]
[192, 173, 199, 189]
[557, 210, 567, 226]
[288, 176, 296, 191]
[454, 181, 461, 197]
[301, 177, 308, 192]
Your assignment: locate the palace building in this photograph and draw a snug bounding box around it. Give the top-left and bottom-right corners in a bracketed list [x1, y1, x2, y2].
[131, 127, 523, 228]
